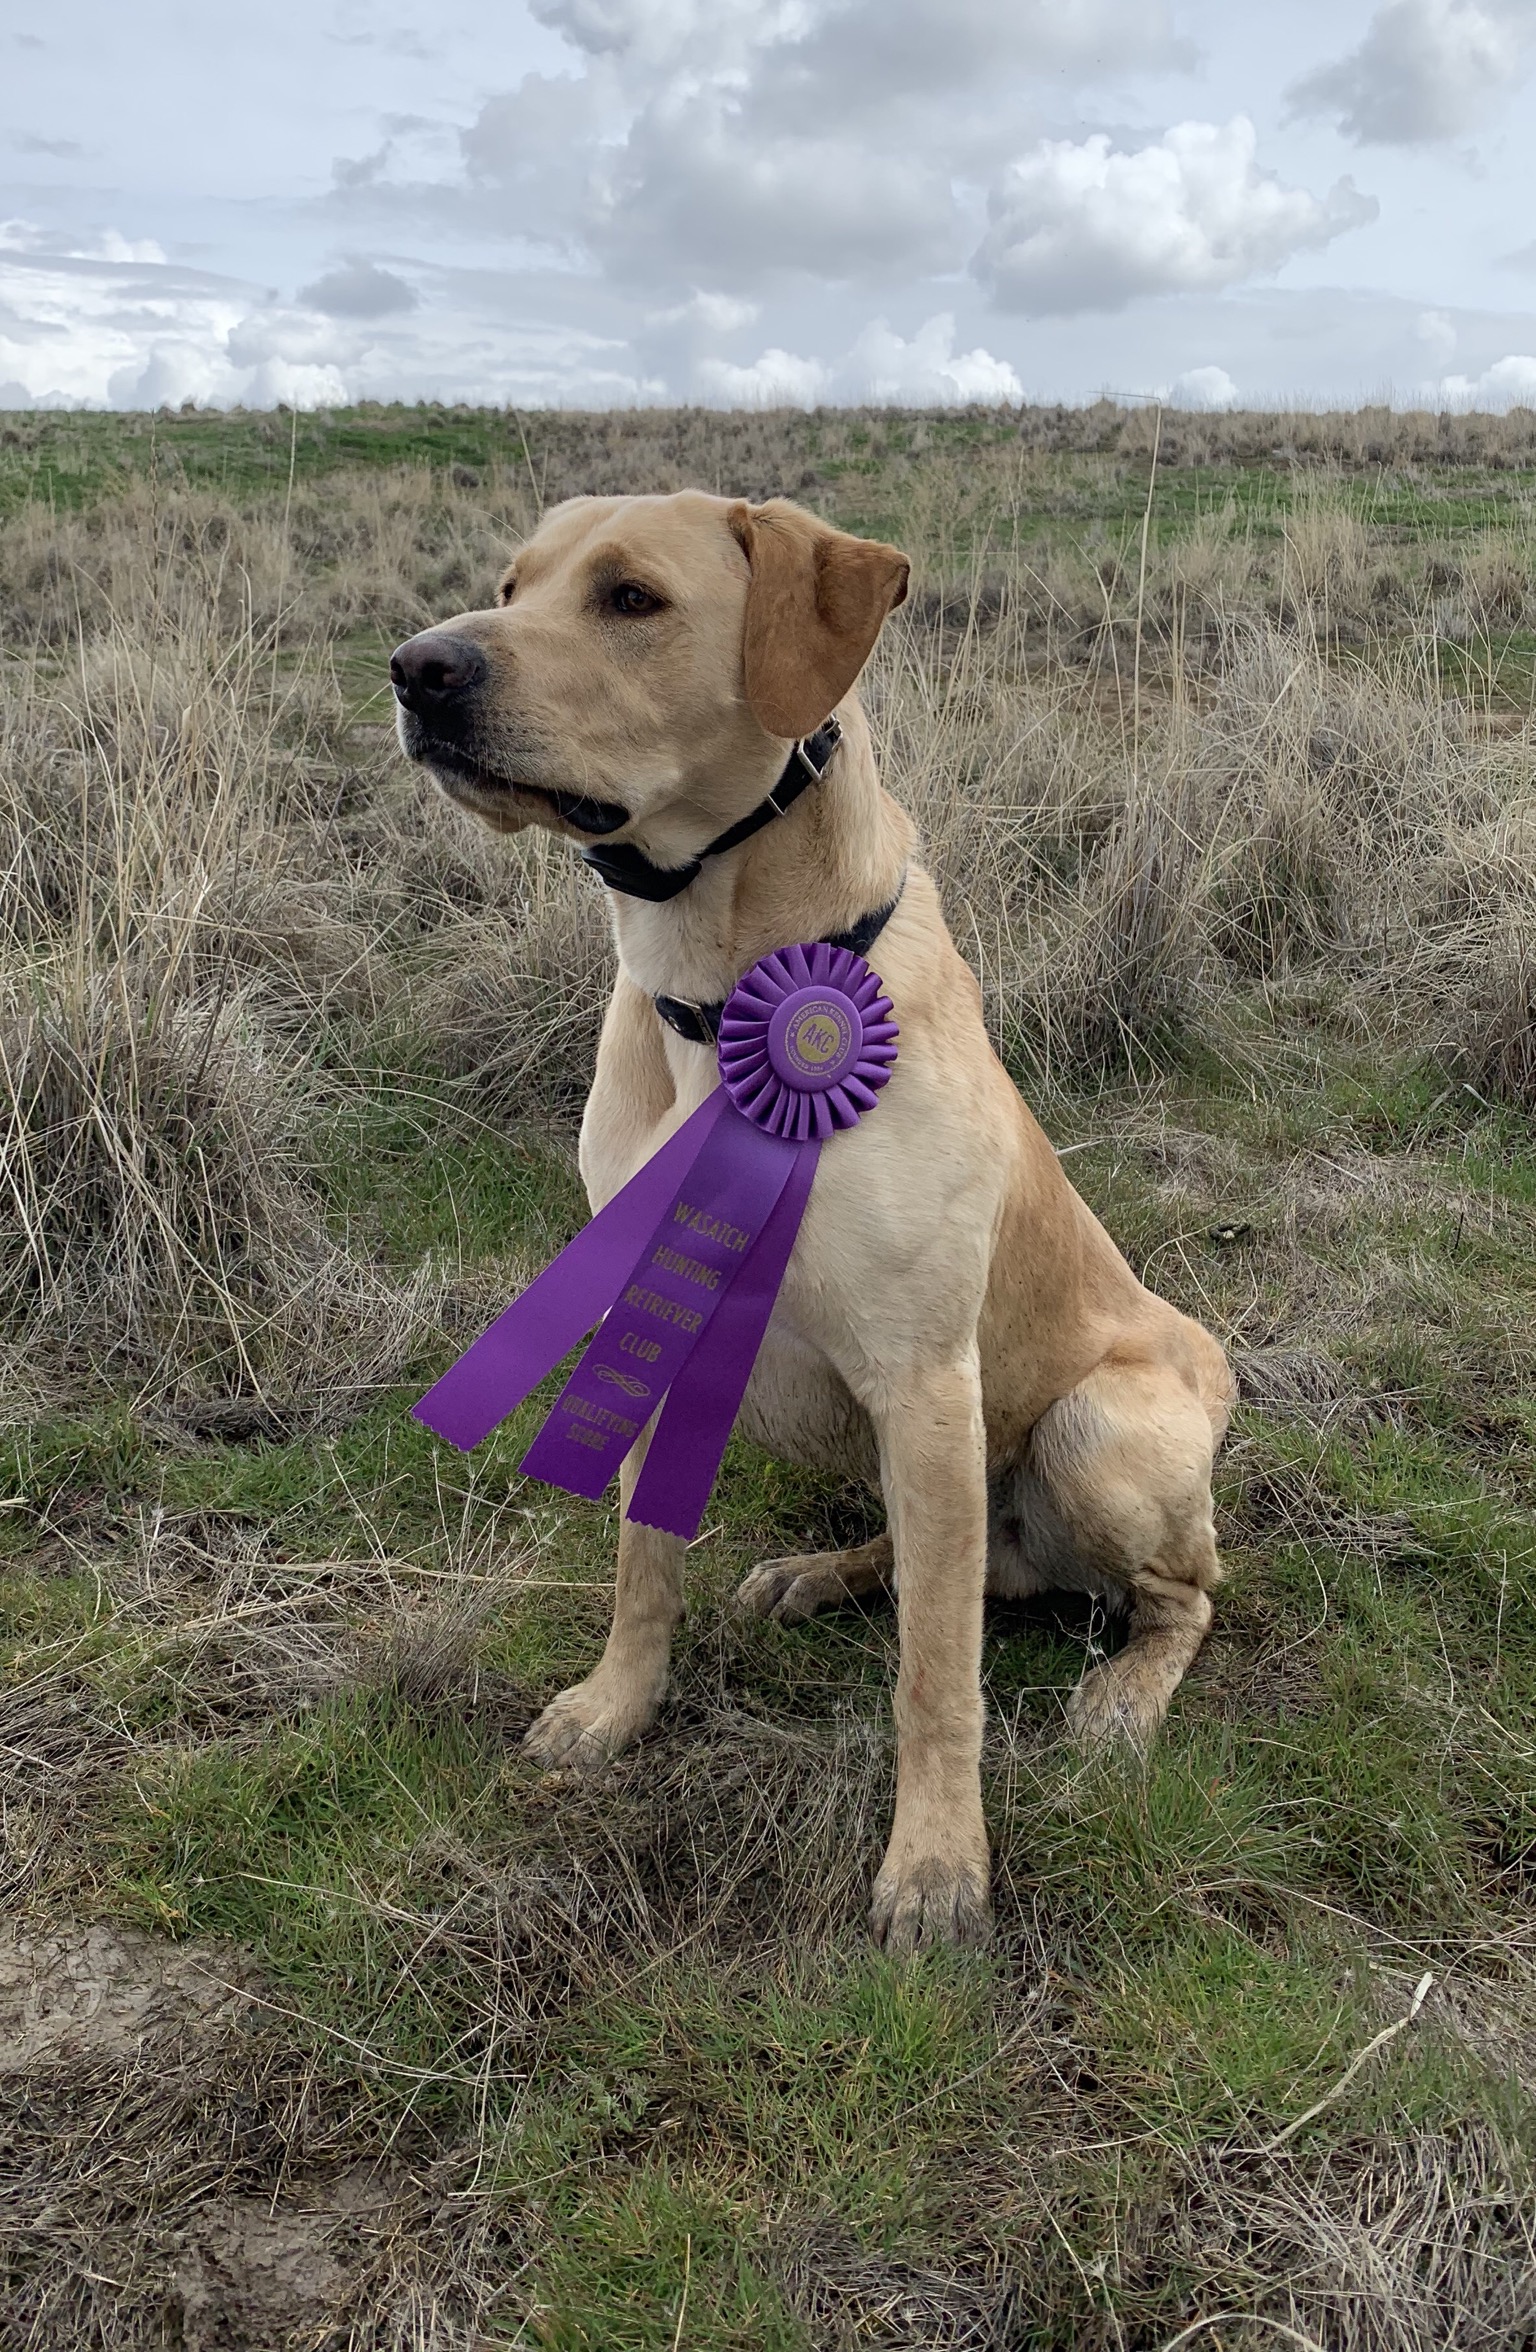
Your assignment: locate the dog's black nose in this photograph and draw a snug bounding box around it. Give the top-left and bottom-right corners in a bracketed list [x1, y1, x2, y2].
[389, 631, 488, 714]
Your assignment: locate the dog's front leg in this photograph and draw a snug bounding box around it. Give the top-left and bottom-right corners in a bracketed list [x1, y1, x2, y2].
[869, 1349, 992, 1952]
[523, 1438, 682, 1773]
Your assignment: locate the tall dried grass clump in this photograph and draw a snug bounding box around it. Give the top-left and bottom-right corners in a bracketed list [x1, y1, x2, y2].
[1427, 794, 1536, 1109]
[0, 587, 442, 1425]
[348, 752, 616, 1116]
[874, 562, 1536, 1099]
[1177, 2125, 1536, 2352]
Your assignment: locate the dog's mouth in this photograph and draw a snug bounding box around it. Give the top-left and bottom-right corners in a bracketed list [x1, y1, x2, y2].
[409, 734, 631, 837]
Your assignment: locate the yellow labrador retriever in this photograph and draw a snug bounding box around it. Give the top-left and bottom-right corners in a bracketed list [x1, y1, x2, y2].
[392, 493, 1234, 1952]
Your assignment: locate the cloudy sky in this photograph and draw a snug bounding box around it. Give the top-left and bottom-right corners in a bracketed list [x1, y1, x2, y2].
[4, 0, 1536, 411]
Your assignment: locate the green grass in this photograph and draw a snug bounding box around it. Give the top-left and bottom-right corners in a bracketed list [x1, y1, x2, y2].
[9, 400, 1536, 547]
[0, 405, 543, 515]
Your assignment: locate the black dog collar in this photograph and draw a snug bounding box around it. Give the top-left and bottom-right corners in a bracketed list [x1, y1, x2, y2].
[652, 878, 907, 1046]
[579, 717, 843, 903]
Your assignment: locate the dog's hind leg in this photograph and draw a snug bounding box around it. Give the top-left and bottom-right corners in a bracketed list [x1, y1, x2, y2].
[523, 1432, 682, 1772]
[1024, 1350, 1227, 1750]
[735, 1532, 893, 1622]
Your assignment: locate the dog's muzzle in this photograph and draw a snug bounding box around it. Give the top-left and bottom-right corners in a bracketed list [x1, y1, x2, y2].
[390, 629, 631, 836]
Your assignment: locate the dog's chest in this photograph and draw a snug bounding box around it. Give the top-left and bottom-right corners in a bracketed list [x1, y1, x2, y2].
[738, 1315, 880, 1483]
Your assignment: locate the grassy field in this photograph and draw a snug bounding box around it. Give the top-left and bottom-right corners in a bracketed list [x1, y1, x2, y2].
[2, 400, 1535, 2350]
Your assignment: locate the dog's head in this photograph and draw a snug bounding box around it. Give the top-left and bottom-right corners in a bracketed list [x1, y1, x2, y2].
[390, 492, 909, 860]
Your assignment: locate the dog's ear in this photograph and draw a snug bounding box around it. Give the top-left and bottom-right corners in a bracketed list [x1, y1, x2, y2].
[726, 499, 909, 740]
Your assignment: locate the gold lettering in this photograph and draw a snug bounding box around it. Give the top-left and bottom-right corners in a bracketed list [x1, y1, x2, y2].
[622, 1284, 703, 1335]
[567, 1394, 638, 1439]
[650, 1242, 720, 1291]
[670, 1201, 751, 1253]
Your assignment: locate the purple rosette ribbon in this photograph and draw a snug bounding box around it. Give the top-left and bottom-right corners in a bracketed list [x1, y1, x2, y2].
[411, 941, 898, 1538]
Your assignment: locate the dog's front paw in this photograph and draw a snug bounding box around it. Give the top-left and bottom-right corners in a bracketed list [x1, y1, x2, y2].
[870, 1839, 992, 1955]
[522, 1676, 654, 1773]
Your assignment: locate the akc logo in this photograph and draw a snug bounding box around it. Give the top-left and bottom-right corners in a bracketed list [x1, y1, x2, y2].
[787, 1000, 853, 1074]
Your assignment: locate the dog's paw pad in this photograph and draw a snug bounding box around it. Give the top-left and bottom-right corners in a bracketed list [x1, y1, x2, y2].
[869, 1853, 992, 1955]
[523, 1687, 633, 1773]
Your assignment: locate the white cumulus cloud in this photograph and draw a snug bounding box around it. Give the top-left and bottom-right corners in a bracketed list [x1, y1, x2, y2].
[720, 0, 1192, 130]
[0, 235, 249, 407]
[696, 313, 1022, 407]
[975, 119, 1378, 316]
[587, 97, 960, 288]
[1167, 364, 1239, 409]
[698, 345, 831, 407]
[1286, 0, 1533, 146]
[1438, 352, 1536, 404]
[453, 0, 1197, 296]
[0, 226, 652, 410]
[529, 0, 1188, 103]
[841, 316, 1023, 404]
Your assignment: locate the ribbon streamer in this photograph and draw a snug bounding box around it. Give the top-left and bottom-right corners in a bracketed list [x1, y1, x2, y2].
[412, 941, 897, 1540]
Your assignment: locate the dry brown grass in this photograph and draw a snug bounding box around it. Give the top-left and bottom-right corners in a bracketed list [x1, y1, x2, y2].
[875, 566, 1536, 1101]
[8, 456, 1532, 1427]
[0, 601, 451, 1427]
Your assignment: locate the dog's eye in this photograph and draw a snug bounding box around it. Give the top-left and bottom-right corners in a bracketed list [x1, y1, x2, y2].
[610, 582, 662, 616]
[498, 575, 517, 606]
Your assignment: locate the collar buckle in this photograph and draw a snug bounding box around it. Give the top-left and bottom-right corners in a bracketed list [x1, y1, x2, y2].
[791, 715, 841, 786]
[652, 992, 719, 1046]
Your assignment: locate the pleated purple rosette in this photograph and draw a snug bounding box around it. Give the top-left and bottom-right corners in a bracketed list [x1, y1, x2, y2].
[717, 941, 899, 1140]
[411, 940, 897, 1539]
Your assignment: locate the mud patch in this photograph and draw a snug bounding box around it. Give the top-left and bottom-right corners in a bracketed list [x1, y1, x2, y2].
[174, 2168, 396, 2352]
[0, 1922, 256, 2074]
